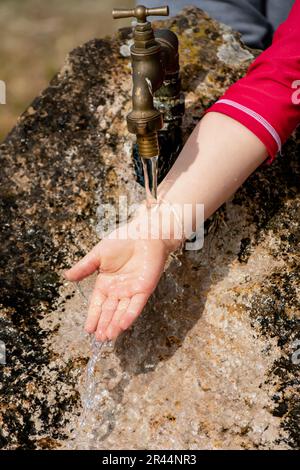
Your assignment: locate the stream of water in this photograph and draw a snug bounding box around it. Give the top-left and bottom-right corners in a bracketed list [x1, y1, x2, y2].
[68, 154, 161, 449]
[141, 156, 159, 206]
[67, 283, 118, 449]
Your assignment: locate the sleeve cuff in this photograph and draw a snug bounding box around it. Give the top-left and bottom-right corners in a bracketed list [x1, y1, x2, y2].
[206, 100, 281, 164]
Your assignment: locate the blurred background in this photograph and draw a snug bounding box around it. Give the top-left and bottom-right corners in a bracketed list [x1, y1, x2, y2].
[0, 0, 135, 140]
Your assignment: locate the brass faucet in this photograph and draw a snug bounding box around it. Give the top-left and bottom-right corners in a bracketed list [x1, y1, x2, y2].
[112, 5, 181, 160]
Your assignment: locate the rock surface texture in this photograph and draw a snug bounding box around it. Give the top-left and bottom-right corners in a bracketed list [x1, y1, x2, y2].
[0, 8, 299, 450]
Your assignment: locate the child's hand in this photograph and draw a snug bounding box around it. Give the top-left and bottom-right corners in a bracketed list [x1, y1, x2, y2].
[64, 221, 175, 342]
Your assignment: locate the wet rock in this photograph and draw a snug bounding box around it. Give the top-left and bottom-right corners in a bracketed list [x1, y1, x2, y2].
[0, 7, 299, 449]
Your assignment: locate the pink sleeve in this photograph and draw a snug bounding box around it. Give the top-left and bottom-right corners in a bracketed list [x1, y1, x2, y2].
[207, 0, 300, 163]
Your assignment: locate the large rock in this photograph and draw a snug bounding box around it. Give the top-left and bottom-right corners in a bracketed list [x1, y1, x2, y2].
[0, 7, 299, 450]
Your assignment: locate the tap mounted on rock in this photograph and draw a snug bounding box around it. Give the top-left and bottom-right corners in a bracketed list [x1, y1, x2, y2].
[113, 4, 185, 185]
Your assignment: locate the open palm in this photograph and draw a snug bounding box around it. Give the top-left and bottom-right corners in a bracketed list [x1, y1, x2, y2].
[65, 230, 170, 341]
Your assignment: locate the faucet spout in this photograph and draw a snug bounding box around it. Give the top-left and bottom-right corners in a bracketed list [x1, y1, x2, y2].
[113, 5, 172, 158]
[113, 5, 183, 169]
[126, 20, 165, 158]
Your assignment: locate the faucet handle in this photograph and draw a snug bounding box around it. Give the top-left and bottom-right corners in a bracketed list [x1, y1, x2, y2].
[112, 5, 169, 23]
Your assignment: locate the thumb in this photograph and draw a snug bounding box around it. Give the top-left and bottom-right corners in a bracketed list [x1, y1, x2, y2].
[64, 243, 102, 282]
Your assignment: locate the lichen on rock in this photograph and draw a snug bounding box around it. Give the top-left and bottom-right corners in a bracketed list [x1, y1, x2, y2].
[0, 7, 299, 449]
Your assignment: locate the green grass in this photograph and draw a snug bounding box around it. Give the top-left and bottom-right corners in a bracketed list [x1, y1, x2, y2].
[0, 0, 134, 140]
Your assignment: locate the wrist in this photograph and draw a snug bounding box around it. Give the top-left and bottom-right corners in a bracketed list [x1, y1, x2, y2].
[129, 200, 185, 252]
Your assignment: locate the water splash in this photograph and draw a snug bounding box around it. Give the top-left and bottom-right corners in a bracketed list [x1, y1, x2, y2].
[67, 336, 123, 450]
[66, 283, 128, 450]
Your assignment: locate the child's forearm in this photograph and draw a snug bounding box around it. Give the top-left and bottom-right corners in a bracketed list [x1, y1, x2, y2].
[156, 112, 267, 237]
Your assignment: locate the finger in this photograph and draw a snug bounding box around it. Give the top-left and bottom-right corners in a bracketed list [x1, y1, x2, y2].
[85, 287, 106, 334]
[106, 298, 130, 340]
[119, 293, 148, 331]
[64, 243, 102, 282]
[95, 296, 119, 341]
